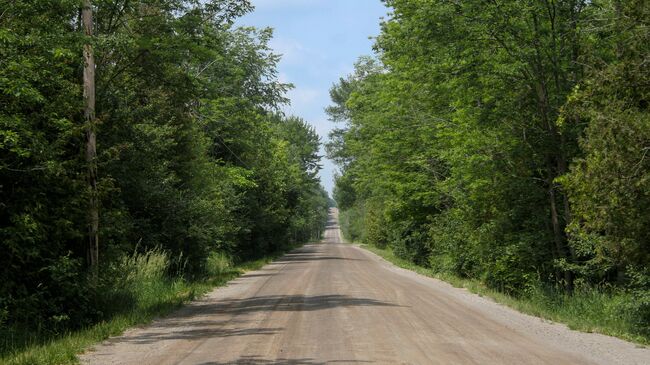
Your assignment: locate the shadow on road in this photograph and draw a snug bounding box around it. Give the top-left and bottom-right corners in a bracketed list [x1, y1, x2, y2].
[272, 246, 363, 263]
[325, 222, 339, 229]
[119, 294, 400, 345]
[197, 355, 374, 364]
[238, 273, 277, 278]
[208, 294, 400, 315]
[273, 254, 364, 263]
[123, 327, 283, 344]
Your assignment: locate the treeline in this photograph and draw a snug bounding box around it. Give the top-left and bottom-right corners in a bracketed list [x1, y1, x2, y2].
[329, 0, 649, 334]
[1, 0, 328, 337]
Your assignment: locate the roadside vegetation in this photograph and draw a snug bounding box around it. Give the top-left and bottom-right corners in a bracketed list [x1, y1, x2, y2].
[362, 244, 648, 345]
[330, 0, 649, 343]
[1, 0, 328, 362]
[1, 248, 296, 365]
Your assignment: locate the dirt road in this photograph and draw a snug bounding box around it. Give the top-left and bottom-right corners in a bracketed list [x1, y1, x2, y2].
[82, 209, 650, 365]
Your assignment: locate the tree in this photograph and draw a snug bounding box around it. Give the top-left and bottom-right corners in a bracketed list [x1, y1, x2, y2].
[82, 0, 99, 276]
[560, 0, 650, 283]
[329, 0, 647, 295]
[0, 0, 329, 338]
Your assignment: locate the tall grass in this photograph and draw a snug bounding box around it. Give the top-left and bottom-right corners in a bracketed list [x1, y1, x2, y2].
[205, 252, 233, 278]
[512, 284, 640, 338]
[0, 247, 283, 365]
[96, 248, 192, 318]
[117, 247, 171, 283]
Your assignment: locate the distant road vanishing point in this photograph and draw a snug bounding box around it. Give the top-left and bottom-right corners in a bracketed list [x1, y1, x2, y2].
[82, 209, 650, 365]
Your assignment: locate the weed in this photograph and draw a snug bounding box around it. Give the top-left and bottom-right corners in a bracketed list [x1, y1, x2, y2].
[0, 247, 293, 365]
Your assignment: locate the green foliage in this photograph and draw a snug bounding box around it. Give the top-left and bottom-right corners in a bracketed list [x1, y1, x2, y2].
[1, 247, 289, 365]
[0, 0, 329, 355]
[560, 0, 650, 284]
[329, 0, 649, 337]
[338, 204, 365, 243]
[205, 252, 233, 278]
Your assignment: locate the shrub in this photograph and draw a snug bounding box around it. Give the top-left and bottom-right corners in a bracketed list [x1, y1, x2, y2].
[205, 252, 233, 277]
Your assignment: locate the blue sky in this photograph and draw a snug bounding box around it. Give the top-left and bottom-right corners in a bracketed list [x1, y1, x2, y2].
[238, 0, 388, 195]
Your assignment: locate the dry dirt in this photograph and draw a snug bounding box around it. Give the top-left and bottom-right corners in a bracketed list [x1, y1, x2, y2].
[81, 209, 650, 365]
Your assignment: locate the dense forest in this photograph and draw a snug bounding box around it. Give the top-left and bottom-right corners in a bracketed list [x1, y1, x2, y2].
[1, 0, 329, 346]
[329, 0, 649, 335]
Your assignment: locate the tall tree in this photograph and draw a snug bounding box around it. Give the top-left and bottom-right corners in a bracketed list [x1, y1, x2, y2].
[82, 0, 99, 275]
[0, 0, 329, 338]
[329, 0, 644, 294]
[560, 0, 650, 283]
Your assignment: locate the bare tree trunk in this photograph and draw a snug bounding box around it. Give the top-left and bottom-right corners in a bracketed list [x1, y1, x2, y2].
[82, 0, 99, 278]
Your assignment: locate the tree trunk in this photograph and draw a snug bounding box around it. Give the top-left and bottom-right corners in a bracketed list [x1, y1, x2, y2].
[548, 176, 574, 292]
[82, 0, 99, 278]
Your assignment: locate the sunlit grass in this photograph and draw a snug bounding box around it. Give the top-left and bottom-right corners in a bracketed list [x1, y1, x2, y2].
[1, 248, 292, 365]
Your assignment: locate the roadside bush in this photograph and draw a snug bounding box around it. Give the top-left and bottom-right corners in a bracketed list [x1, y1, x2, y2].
[364, 206, 389, 249]
[628, 289, 650, 337]
[205, 252, 233, 278]
[626, 267, 650, 337]
[96, 248, 171, 319]
[339, 205, 366, 242]
[389, 221, 430, 267]
[427, 209, 477, 277]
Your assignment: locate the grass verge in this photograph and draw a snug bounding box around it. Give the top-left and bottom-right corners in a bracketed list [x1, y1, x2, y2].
[360, 243, 649, 346]
[1, 249, 296, 365]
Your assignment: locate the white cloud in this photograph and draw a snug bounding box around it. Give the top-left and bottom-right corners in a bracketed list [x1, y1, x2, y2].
[269, 38, 308, 65]
[269, 37, 328, 68]
[287, 87, 321, 105]
[282, 86, 331, 124]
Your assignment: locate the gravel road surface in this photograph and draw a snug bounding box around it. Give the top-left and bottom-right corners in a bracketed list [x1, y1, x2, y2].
[82, 209, 650, 365]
